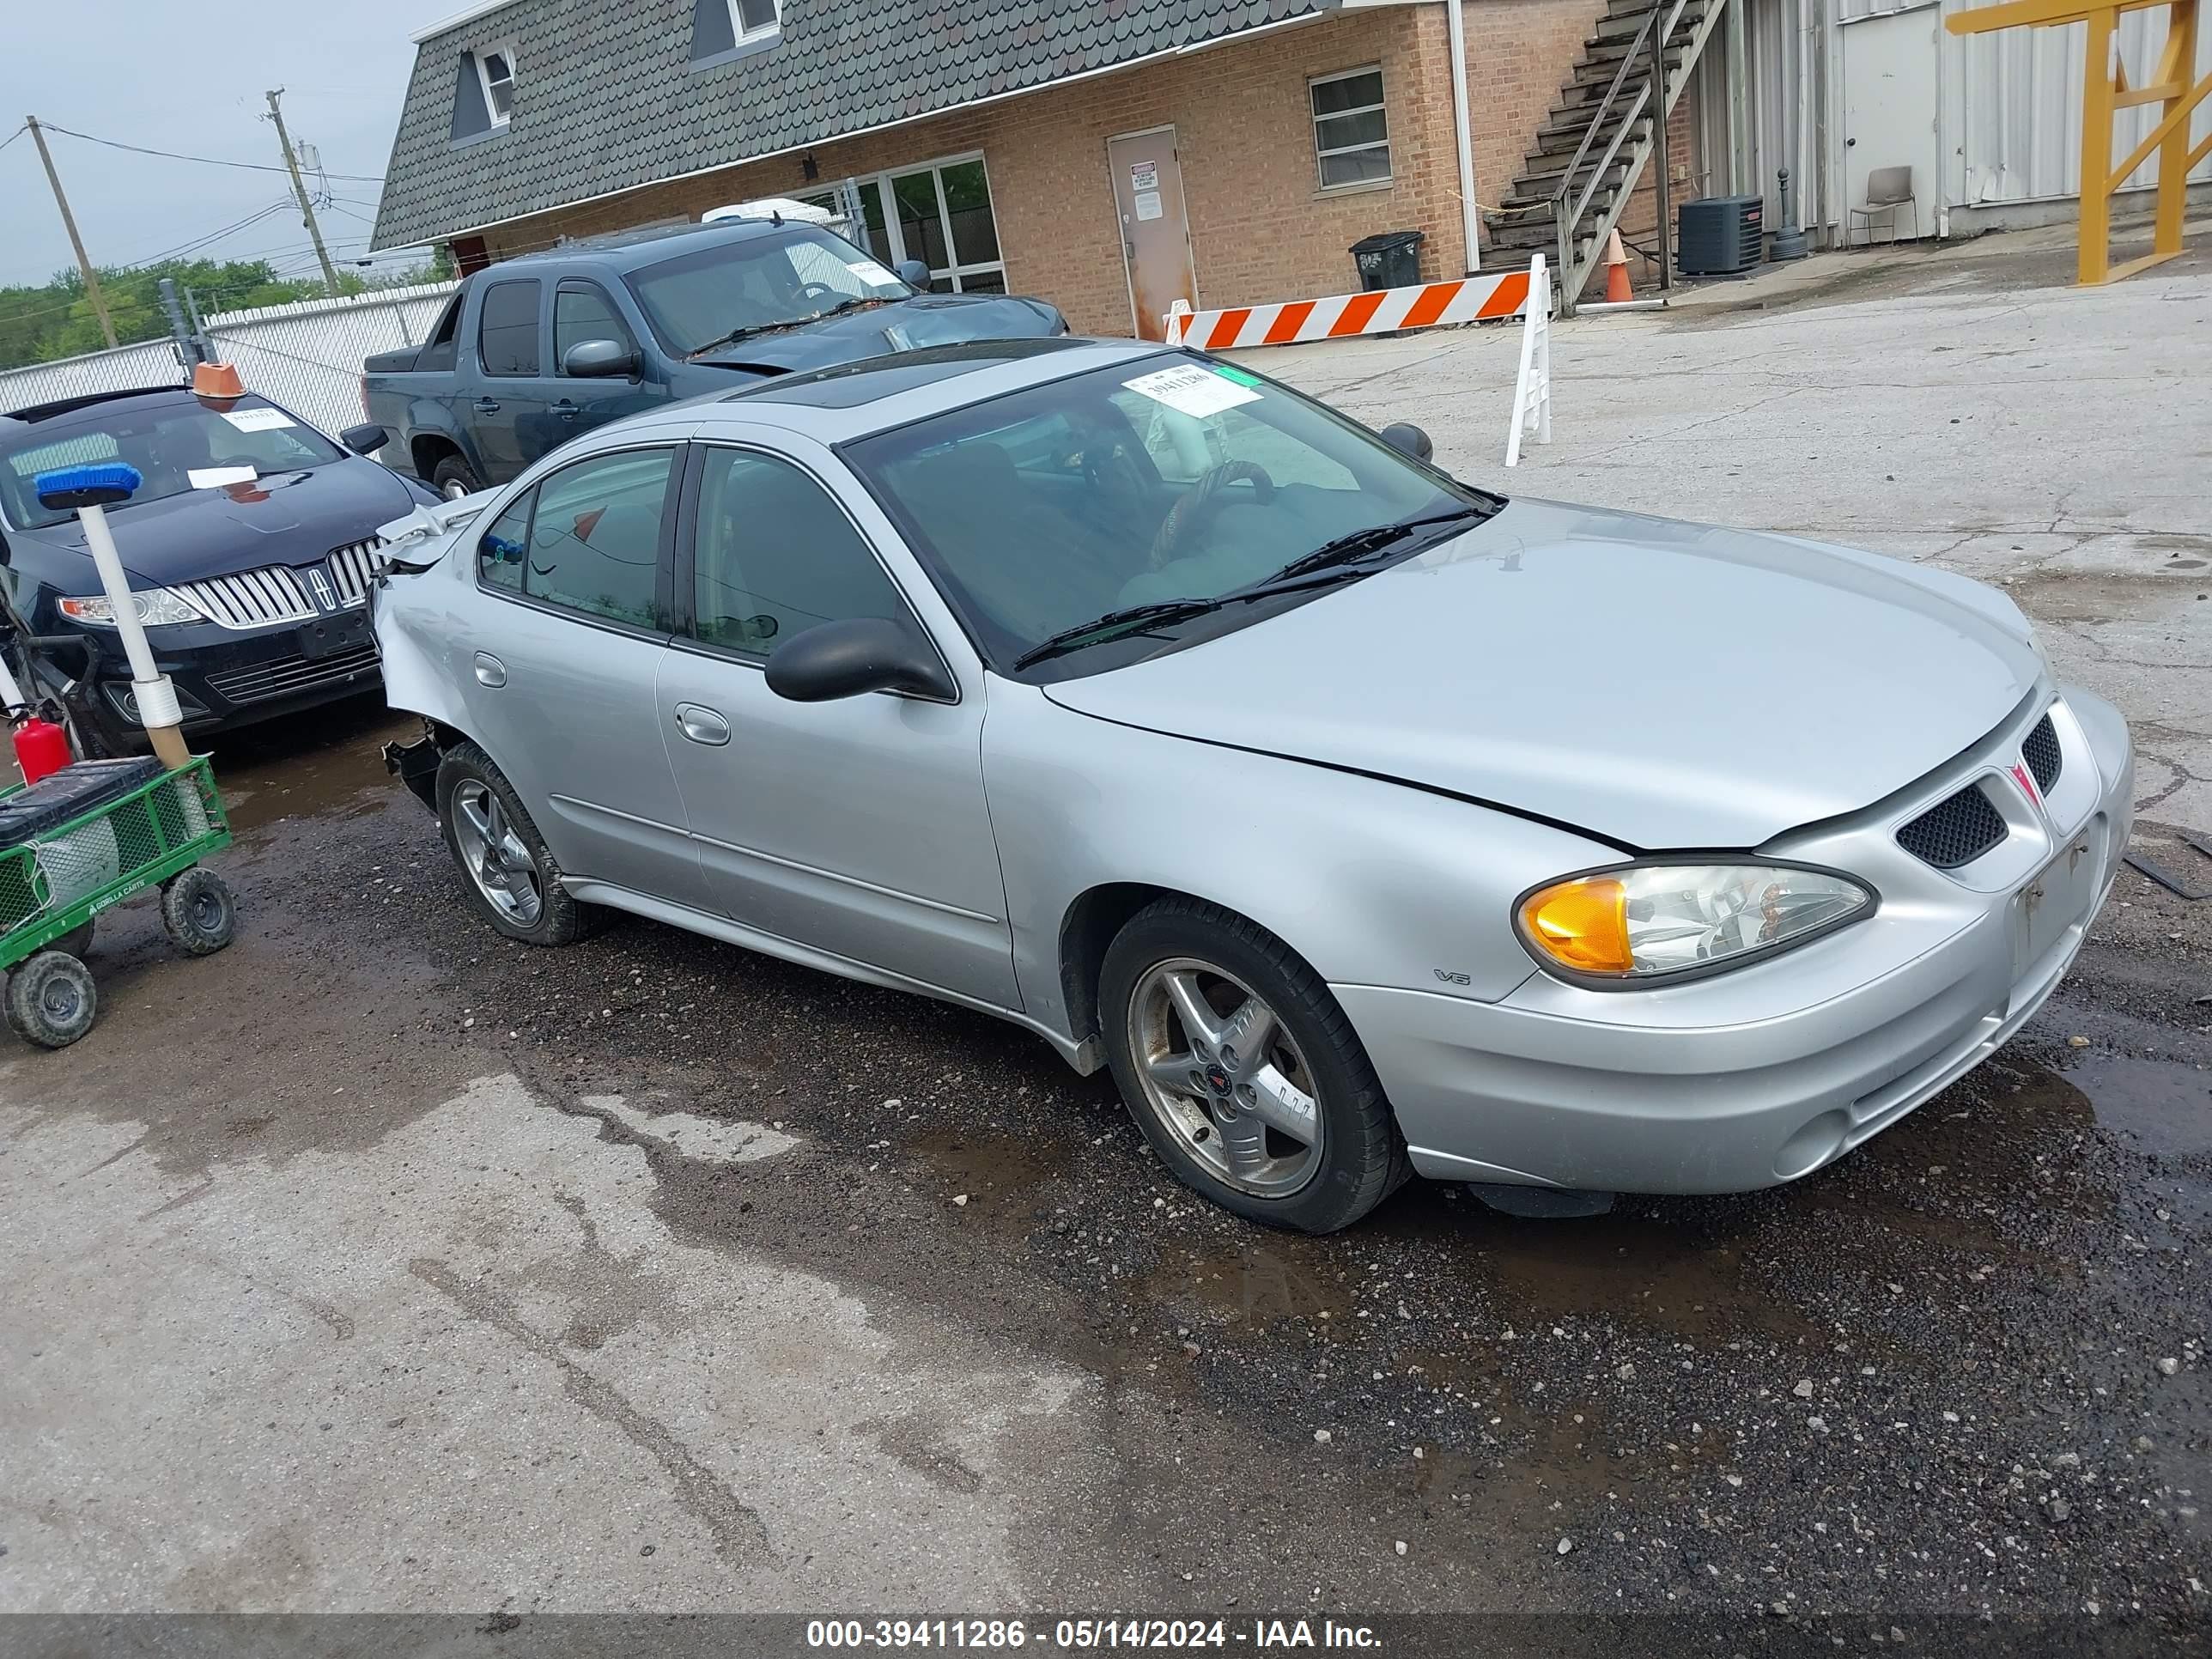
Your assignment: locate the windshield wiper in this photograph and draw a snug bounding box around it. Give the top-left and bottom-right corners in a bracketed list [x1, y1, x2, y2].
[688, 295, 895, 359]
[1012, 598, 1233, 670]
[687, 321, 772, 359]
[1256, 504, 1491, 588]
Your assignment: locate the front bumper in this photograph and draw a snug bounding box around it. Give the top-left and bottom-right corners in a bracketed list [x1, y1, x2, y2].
[62, 613, 380, 750]
[1345, 686, 2134, 1195]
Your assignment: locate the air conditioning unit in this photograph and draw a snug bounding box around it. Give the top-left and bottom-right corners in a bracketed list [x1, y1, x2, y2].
[1676, 194, 1764, 275]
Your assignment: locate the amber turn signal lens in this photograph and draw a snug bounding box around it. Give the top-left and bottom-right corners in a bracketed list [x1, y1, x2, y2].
[1520, 877, 1633, 975]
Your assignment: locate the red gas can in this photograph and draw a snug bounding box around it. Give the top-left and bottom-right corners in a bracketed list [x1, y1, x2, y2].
[12, 714, 71, 785]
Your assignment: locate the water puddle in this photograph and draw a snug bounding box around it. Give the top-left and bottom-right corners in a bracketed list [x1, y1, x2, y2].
[2063, 1054, 2212, 1157]
[214, 702, 414, 832]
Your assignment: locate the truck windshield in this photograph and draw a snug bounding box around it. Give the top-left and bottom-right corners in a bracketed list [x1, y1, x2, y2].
[0, 397, 345, 530]
[626, 226, 916, 357]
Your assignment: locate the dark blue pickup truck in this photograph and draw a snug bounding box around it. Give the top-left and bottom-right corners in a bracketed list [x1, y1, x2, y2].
[361, 216, 1066, 496]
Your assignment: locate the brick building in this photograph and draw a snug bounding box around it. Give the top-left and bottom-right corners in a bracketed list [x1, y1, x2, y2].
[371, 0, 1712, 332]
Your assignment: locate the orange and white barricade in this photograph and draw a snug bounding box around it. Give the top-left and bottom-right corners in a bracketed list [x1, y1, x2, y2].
[1163, 262, 1540, 351]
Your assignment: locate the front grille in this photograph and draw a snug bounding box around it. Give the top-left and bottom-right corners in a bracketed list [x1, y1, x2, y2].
[326, 538, 387, 606]
[206, 645, 380, 707]
[1898, 782, 2008, 869]
[176, 566, 314, 629]
[2022, 713, 2063, 794]
[174, 538, 386, 630]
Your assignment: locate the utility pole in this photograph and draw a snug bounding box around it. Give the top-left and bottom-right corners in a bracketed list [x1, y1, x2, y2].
[25, 116, 118, 349]
[264, 88, 339, 296]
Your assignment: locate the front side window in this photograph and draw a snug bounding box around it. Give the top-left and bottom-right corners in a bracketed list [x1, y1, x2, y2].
[518, 448, 676, 629]
[1310, 67, 1391, 189]
[554, 283, 636, 371]
[846, 356, 1483, 677]
[476, 46, 517, 125]
[691, 449, 908, 654]
[624, 227, 910, 357]
[477, 279, 542, 377]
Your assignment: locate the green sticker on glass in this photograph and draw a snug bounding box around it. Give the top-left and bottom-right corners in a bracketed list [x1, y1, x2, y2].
[1212, 365, 1262, 387]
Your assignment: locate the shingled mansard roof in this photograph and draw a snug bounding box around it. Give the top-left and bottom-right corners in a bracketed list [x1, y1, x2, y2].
[372, 0, 1340, 250]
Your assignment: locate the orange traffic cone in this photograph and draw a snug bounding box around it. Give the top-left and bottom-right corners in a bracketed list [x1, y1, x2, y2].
[1602, 231, 1632, 303]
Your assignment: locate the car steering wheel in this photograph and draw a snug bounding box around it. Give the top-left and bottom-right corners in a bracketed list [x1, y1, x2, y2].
[795, 282, 842, 305]
[1148, 460, 1275, 569]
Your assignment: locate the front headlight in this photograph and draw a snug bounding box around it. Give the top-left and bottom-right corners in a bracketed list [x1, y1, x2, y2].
[57, 588, 209, 628]
[1516, 862, 1873, 982]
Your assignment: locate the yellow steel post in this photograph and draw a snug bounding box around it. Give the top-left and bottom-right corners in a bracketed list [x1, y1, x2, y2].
[2080, 6, 2119, 283]
[2154, 0, 2199, 258]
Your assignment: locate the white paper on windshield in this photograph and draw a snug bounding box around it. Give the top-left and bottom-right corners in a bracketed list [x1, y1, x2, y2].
[188, 465, 258, 489]
[848, 259, 902, 286]
[218, 406, 295, 433]
[1121, 364, 1261, 419]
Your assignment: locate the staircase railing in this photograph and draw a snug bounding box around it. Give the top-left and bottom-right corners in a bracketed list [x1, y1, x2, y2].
[1551, 0, 1698, 316]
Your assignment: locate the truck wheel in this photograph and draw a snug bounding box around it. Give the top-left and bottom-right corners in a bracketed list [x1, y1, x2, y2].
[431, 455, 483, 500]
[6, 951, 97, 1048]
[161, 868, 237, 956]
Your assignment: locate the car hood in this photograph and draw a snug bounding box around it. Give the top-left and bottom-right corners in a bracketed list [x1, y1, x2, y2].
[12, 458, 422, 588]
[1039, 497, 2045, 849]
[691, 293, 1062, 374]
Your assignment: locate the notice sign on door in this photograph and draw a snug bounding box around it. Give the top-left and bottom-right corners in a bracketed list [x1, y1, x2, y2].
[1133, 191, 1164, 222]
[1130, 160, 1158, 193]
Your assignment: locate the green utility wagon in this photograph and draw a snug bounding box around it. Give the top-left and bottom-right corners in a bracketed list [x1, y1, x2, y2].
[0, 756, 235, 1048]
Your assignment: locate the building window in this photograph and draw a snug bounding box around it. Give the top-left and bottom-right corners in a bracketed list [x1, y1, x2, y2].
[730, 0, 779, 41]
[1310, 67, 1391, 190]
[475, 44, 517, 126]
[803, 155, 1006, 294]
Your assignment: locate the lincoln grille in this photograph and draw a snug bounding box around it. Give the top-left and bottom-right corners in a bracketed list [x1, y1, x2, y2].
[206, 645, 380, 707]
[1898, 783, 2008, 869]
[2022, 713, 2063, 794]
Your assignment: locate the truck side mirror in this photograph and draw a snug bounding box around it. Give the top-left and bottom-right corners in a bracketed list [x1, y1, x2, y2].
[563, 338, 640, 380]
[1378, 422, 1433, 464]
[895, 259, 931, 290]
[339, 423, 390, 455]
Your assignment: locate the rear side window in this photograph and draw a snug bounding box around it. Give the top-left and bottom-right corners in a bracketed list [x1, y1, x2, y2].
[690, 447, 907, 654]
[520, 447, 675, 629]
[554, 283, 636, 372]
[477, 279, 542, 376]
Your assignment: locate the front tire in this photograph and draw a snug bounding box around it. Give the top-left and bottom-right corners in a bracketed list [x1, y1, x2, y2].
[1099, 898, 1407, 1233]
[6, 951, 97, 1048]
[435, 741, 586, 945]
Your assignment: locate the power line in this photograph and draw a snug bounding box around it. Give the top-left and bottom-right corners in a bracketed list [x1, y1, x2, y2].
[112, 201, 295, 272]
[0, 123, 27, 156]
[32, 119, 385, 184]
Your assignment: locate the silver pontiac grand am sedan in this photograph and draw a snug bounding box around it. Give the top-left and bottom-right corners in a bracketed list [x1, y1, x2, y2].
[371, 337, 2133, 1233]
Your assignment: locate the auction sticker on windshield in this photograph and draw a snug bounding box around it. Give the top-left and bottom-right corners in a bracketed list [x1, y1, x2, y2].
[218, 407, 296, 433]
[1123, 364, 1261, 419]
[848, 260, 902, 286]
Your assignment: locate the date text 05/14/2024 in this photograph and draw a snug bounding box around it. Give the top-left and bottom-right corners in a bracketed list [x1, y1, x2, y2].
[805, 1620, 1382, 1650]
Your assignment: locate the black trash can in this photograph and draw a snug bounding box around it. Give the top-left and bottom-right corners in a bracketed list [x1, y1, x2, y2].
[1350, 229, 1425, 291]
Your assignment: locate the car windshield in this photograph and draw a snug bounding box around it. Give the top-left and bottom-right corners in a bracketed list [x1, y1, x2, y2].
[0, 396, 345, 530]
[843, 356, 1492, 676]
[626, 226, 916, 357]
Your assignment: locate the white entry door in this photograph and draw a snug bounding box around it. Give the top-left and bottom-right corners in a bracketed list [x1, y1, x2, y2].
[1840, 8, 1942, 240]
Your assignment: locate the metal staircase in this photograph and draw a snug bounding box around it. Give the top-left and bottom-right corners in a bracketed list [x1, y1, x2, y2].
[1484, 0, 1732, 315]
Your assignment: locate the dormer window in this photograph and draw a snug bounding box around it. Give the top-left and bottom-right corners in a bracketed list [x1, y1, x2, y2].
[730, 0, 780, 41]
[476, 44, 517, 125]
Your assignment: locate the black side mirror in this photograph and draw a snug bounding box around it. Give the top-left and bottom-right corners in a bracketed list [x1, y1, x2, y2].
[894, 258, 931, 290]
[764, 617, 953, 703]
[562, 338, 640, 379]
[339, 422, 390, 456]
[1379, 422, 1434, 464]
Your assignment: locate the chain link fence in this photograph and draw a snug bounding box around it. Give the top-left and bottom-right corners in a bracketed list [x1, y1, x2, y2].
[0, 339, 189, 413]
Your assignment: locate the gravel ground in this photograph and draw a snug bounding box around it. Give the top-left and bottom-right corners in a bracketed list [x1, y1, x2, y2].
[9, 698, 2191, 1637]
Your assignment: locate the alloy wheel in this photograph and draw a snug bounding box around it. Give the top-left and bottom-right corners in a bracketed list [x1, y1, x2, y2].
[453, 781, 544, 927]
[1127, 956, 1323, 1197]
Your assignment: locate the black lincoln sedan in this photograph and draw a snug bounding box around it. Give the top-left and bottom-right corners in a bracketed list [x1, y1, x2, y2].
[0, 385, 436, 752]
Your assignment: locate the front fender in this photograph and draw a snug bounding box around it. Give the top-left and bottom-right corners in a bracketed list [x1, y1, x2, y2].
[981, 679, 1620, 1047]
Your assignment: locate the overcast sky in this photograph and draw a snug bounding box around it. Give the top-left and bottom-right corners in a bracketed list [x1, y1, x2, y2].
[1, 0, 462, 288]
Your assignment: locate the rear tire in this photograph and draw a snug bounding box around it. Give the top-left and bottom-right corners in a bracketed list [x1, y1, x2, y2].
[430, 455, 483, 499]
[161, 867, 236, 956]
[435, 741, 587, 945]
[6, 951, 96, 1048]
[1099, 897, 1408, 1233]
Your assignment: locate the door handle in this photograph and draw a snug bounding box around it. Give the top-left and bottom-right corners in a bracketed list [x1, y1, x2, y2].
[554, 399, 578, 420]
[472, 651, 507, 688]
[674, 702, 730, 745]
[474, 398, 501, 413]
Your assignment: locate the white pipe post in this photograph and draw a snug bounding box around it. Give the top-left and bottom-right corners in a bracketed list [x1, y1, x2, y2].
[76, 501, 190, 769]
[0, 650, 24, 711]
[1446, 0, 1483, 273]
